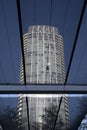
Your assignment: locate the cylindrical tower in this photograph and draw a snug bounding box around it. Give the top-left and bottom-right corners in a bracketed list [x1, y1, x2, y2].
[17, 25, 70, 130]
[22, 25, 65, 84]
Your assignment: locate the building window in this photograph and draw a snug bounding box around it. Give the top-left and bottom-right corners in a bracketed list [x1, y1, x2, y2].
[26, 63, 31, 66]
[52, 99, 56, 102]
[44, 36, 48, 40]
[44, 27, 48, 32]
[28, 34, 32, 38]
[39, 36, 42, 40]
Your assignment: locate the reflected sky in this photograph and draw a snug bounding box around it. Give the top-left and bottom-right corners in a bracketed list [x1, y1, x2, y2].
[67, 7, 87, 84]
[0, 94, 87, 128]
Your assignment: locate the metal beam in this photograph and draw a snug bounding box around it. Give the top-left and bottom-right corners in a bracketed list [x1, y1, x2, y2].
[53, 1, 87, 129]
[16, 0, 30, 130]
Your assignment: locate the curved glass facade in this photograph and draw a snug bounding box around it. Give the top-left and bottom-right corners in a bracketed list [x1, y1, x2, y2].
[17, 25, 70, 130]
[22, 25, 65, 84]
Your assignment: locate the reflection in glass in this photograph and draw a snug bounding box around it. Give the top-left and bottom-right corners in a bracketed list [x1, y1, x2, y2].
[17, 94, 70, 130]
[18, 25, 70, 130]
[0, 95, 87, 130]
[67, 7, 87, 84]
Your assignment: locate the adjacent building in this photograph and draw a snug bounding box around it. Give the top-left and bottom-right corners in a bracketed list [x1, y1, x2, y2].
[78, 114, 87, 130]
[17, 25, 70, 130]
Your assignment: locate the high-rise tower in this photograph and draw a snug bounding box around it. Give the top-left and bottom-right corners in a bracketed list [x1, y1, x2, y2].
[17, 25, 70, 130]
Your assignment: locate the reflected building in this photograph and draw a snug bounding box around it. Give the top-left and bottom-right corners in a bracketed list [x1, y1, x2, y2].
[0, 125, 3, 130]
[17, 25, 70, 130]
[78, 114, 87, 130]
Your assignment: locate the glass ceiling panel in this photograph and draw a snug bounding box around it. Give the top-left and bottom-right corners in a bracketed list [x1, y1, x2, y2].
[20, 0, 84, 80]
[67, 7, 87, 85]
[0, 0, 86, 87]
[0, 0, 21, 84]
[0, 94, 87, 130]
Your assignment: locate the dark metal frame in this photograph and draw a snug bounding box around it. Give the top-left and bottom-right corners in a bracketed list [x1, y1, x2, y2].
[6, 0, 87, 130]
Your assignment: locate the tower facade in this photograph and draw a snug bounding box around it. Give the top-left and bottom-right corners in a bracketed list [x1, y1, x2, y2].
[17, 25, 70, 130]
[78, 114, 87, 130]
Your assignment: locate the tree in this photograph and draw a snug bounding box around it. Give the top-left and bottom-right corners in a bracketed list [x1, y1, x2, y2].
[32, 104, 66, 130]
[0, 106, 17, 130]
